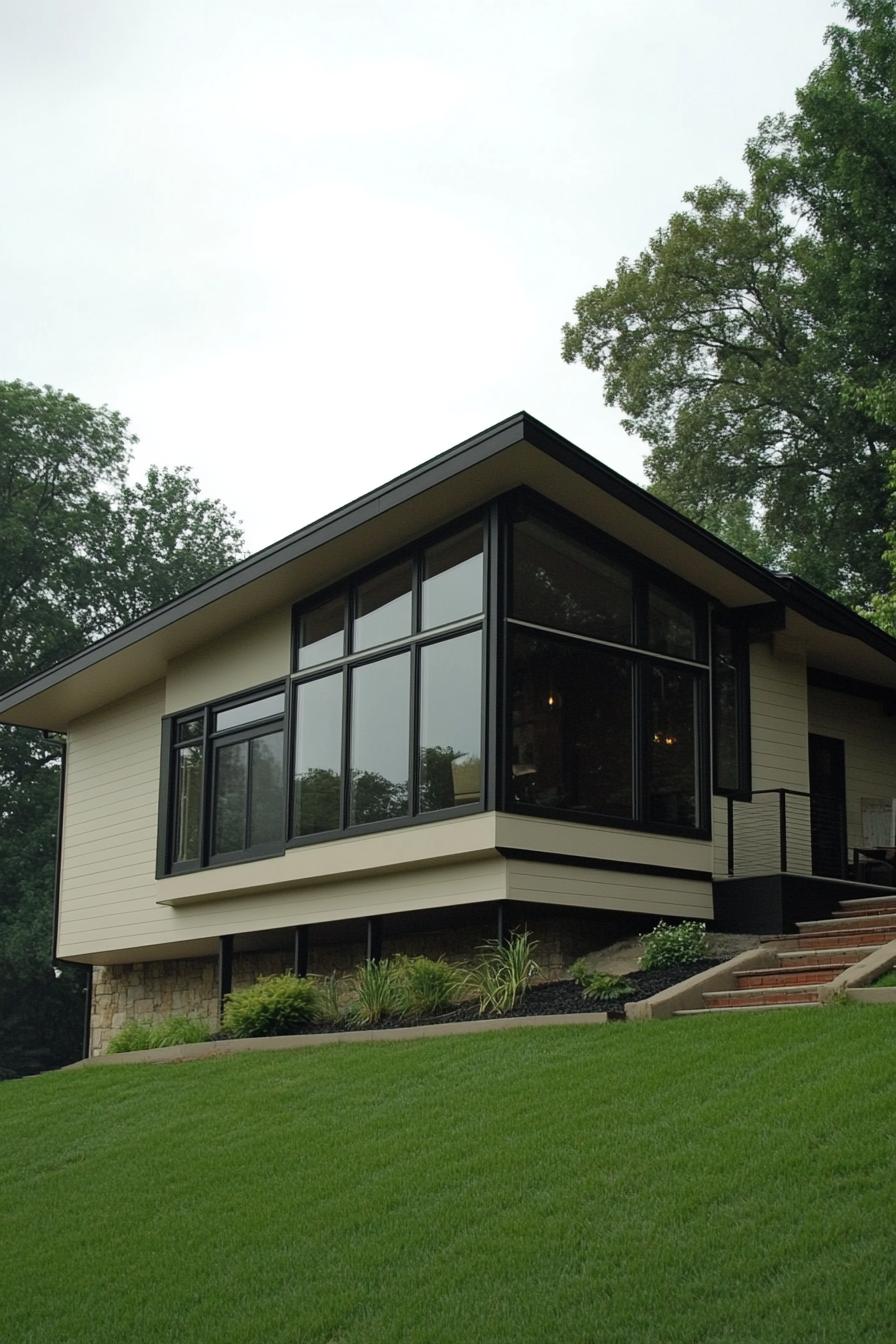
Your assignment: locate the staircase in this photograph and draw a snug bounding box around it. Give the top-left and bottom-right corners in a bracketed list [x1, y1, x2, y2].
[677, 892, 896, 1015]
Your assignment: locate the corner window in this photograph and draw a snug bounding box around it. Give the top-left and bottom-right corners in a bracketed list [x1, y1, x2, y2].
[712, 613, 750, 796]
[164, 687, 286, 873]
[507, 501, 708, 835]
[289, 517, 486, 842]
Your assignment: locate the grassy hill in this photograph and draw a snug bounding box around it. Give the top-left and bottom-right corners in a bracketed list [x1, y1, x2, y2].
[1, 1006, 894, 1344]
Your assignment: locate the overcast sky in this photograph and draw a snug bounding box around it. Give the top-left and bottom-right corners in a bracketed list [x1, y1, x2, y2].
[2, 0, 834, 553]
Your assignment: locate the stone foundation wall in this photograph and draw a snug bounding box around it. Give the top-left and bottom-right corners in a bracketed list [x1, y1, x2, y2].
[89, 904, 642, 1055]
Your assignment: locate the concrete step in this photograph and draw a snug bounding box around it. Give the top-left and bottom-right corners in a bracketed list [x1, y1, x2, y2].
[796, 913, 896, 933]
[837, 891, 896, 910]
[830, 903, 896, 918]
[734, 964, 848, 988]
[674, 1003, 822, 1016]
[703, 985, 821, 1008]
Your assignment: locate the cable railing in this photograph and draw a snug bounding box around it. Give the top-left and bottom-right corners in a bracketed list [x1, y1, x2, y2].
[725, 789, 847, 879]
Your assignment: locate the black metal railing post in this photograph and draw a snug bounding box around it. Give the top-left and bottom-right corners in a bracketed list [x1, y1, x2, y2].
[778, 790, 788, 873]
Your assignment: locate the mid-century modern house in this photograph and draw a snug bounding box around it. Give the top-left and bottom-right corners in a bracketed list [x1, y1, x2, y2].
[2, 413, 896, 1053]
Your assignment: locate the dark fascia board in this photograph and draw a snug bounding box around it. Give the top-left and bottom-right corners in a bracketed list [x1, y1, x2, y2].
[3, 409, 896, 721]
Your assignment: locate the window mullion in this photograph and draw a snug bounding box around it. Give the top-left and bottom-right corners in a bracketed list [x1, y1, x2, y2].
[200, 705, 212, 867]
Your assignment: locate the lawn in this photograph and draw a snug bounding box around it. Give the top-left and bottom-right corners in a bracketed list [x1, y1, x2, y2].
[1, 1005, 894, 1344]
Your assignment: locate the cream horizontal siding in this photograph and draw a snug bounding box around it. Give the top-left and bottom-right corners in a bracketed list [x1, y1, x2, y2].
[164, 604, 292, 714]
[808, 686, 896, 853]
[713, 638, 811, 876]
[507, 859, 712, 921]
[495, 812, 711, 873]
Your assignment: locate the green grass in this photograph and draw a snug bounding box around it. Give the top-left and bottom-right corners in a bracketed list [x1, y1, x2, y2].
[872, 969, 896, 986]
[2, 1005, 895, 1343]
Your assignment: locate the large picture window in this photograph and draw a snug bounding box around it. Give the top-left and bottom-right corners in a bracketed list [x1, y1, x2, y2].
[507, 502, 708, 835]
[289, 518, 485, 841]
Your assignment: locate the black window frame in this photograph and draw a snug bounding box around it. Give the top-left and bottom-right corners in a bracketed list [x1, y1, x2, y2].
[287, 508, 489, 847]
[158, 679, 289, 878]
[710, 608, 752, 801]
[501, 491, 712, 840]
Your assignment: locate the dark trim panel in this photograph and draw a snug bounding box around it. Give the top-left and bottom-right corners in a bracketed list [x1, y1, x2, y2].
[499, 847, 712, 884]
[807, 666, 896, 712]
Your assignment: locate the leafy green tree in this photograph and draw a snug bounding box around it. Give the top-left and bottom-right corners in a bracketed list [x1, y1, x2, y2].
[0, 380, 244, 1078]
[563, 0, 896, 615]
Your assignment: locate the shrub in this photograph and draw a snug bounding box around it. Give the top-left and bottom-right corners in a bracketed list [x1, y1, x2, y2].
[350, 959, 403, 1025]
[568, 959, 635, 1001]
[639, 920, 708, 972]
[221, 973, 322, 1038]
[107, 1015, 212, 1054]
[395, 956, 463, 1018]
[468, 930, 540, 1015]
[315, 971, 348, 1025]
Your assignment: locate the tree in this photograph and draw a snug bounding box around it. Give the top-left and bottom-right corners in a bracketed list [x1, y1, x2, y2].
[0, 380, 244, 1078]
[562, 0, 896, 617]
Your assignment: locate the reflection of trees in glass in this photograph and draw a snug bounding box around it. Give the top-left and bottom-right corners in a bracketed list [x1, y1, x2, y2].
[419, 745, 481, 812]
[213, 741, 248, 852]
[350, 768, 408, 825]
[514, 519, 632, 644]
[174, 743, 203, 862]
[294, 766, 341, 835]
[249, 733, 284, 847]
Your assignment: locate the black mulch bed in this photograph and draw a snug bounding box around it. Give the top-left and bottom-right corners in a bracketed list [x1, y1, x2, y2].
[242, 959, 725, 1037]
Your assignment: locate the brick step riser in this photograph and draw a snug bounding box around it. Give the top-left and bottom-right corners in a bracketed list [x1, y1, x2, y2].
[783, 932, 887, 951]
[735, 969, 843, 989]
[704, 991, 819, 1009]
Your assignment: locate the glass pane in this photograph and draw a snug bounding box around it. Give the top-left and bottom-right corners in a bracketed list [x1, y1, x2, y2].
[298, 594, 345, 670]
[293, 673, 343, 836]
[353, 561, 412, 652]
[173, 743, 203, 863]
[176, 716, 203, 743]
[349, 653, 410, 824]
[212, 740, 249, 854]
[248, 732, 284, 849]
[418, 631, 482, 812]
[713, 622, 740, 792]
[509, 630, 633, 819]
[421, 525, 484, 630]
[647, 586, 698, 660]
[512, 515, 632, 645]
[215, 692, 284, 733]
[647, 666, 699, 827]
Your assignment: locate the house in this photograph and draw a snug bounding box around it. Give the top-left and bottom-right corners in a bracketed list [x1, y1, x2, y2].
[2, 412, 896, 1055]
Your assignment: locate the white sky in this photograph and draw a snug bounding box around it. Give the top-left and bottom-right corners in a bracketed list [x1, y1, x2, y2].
[2, 0, 833, 553]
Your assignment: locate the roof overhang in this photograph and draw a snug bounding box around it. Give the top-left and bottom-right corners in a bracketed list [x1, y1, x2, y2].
[3, 411, 896, 730]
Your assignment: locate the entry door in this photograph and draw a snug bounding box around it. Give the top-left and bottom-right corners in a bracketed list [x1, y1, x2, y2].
[808, 734, 847, 878]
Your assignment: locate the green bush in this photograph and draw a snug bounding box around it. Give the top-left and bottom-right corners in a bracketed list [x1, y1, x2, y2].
[350, 959, 403, 1025]
[468, 930, 541, 1015]
[107, 1015, 212, 1054]
[395, 956, 463, 1018]
[639, 920, 708, 972]
[221, 973, 322, 1038]
[568, 959, 635, 1001]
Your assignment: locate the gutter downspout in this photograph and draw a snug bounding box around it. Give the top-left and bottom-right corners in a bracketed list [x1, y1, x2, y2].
[45, 733, 92, 1061]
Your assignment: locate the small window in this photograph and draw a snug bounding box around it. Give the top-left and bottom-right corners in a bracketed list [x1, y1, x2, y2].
[211, 730, 284, 858]
[354, 561, 413, 652]
[172, 742, 203, 864]
[176, 716, 203, 742]
[298, 594, 345, 670]
[421, 526, 484, 630]
[647, 586, 697, 661]
[215, 692, 284, 733]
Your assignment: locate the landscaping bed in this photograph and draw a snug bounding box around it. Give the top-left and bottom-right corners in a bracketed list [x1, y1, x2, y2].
[250, 958, 725, 1033]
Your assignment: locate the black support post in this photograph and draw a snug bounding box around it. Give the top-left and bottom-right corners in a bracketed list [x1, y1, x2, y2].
[218, 934, 234, 1019]
[496, 900, 508, 946]
[366, 915, 382, 963]
[293, 925, 310, 978]
[778, 790, 788, 874]
[82, 965, 93, 1060]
